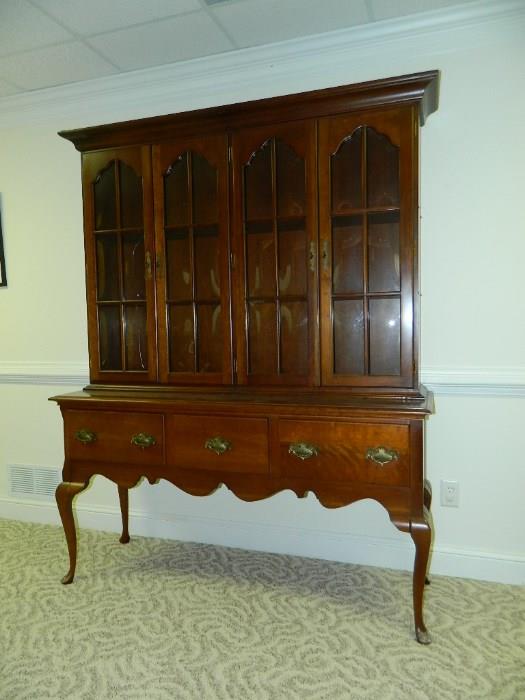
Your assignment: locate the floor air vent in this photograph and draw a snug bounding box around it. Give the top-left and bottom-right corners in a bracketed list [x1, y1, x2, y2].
[8, 464, 61, 501]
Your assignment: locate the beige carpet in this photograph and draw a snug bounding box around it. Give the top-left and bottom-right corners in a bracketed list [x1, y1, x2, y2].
[0, 518, 523, 700]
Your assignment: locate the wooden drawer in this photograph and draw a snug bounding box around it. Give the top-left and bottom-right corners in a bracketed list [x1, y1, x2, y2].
[278, 419, 410, 486]
[64, 410, 164, 466]
[166, 415, 269, 474]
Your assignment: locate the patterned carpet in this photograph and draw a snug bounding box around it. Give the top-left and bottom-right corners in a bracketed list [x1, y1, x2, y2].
[0, 518, 523, 700]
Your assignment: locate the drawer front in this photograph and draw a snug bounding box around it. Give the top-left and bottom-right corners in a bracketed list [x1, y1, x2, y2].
[279, 420, 410, 486]
[166, 415, 269, 474]
[65, 410, 164, 466]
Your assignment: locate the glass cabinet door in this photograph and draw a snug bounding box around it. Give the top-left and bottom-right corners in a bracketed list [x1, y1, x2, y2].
[231, 121, 318, 386]
[82, 147, 157, 383]
[153, 135, 232, 384]
[318, 108, 415, 388]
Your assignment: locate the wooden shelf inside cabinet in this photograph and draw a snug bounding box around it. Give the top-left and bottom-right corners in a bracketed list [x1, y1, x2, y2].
[52, 70, 439, 645]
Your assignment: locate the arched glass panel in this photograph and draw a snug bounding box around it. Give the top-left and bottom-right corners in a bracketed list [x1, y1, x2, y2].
[243, 137, 308, 378]
[163, 151, 222, 374]
[329, 127, 401, 377]
[92, 158, 147, 372]
[94, 162, 117, 230]
[120, 162, 143, 228]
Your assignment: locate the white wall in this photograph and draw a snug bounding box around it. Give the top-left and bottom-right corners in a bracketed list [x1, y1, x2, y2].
[1, 3, 524, 584]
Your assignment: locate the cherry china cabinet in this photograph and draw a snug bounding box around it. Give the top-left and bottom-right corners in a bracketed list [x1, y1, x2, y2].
[52, 71, 439, 643]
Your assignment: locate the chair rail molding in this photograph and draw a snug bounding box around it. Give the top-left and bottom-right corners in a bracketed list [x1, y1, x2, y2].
[0, 361, 88, 386]
[421, 366, 525, 398]
[0, 361, 524, 395]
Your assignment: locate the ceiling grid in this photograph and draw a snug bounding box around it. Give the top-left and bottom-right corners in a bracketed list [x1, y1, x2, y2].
[0, 0, 513, 98]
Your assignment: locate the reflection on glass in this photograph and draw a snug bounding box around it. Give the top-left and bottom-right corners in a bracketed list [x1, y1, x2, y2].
[331, 128, 363, 213]
[124, 304, 147, 370]
[166, 229, 192, 301]
[367, 129, 399, 208]
[247, 232, 276, 298]
[197, 304, 222, 373]
[193, 153, 218, 225]
[119, 162, 143, 228]
[280, 302, 308, 375]
[164, 156, 189, 227]
[168, 304, 195, 372]
[368, 212, 400, 293]
[369, 298, 400, 375]
[194, 226, 220, 300]
[278, 220, 306, 296]
[243, 137, 311, 379]
[276, 140, 305, 217]
[332, 215, 363, 294]
[122, 233, 145, 300]
[245, 140, 273, 220]
[162, 150, 224, 376]
[248, 302, 277, 375]
[333, 299, 364, 375]
[94, 162, 117, 230]
[98, 305, 122, 370]
[96, 235, 119, 301]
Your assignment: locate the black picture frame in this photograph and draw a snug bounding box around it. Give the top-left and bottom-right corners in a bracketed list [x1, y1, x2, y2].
[0, 206, 6, 287]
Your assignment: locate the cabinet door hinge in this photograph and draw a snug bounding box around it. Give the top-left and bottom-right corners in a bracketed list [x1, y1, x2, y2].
[228, 145, 233, 164]
[233, 358, 237, 374]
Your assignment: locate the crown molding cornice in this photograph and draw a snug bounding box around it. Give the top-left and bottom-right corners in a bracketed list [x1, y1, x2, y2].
[0, 0, 523, 128]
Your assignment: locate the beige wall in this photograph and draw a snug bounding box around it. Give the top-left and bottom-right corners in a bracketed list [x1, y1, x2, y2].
[1, 6, 524, 583]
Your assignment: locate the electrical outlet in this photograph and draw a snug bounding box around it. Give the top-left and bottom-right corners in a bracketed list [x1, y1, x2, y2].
[440, 480, 459, 507]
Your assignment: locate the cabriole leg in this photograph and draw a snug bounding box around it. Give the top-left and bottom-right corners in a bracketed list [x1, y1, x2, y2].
[411, 509, 432, 644]
[118, 485, 130, 544]
[55, 481, 88, 585]
[423, 479, 432, 585]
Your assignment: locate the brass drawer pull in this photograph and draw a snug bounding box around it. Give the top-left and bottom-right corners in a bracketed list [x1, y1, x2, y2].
[131, 433, 157, 449]
[204, 436, 232, 455]
[366, 446, 399, 466]
[289, 442, 319, 461]
[74, 428, 97, 444]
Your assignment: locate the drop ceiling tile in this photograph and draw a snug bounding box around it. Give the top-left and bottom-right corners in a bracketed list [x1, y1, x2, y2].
[0, 42, 118, 91]
[32, 0, 202, 36]
[0, 0, 73, 56]
[87, 13, 234, 70]
[210, 0, 370, 47]
[370, 0, 477, 21]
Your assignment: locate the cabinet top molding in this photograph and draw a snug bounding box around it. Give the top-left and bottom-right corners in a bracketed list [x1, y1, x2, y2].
[59, 70, 439, 152]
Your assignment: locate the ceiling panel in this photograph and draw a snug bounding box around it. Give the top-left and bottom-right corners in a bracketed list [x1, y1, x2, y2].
[370, 0, 478, 21]
[0, 0, 73, 56]
[0, 42, 118, 91]
[87, 13, 234, 70]
[0, 0, 495, 98]
[211, 0, 370, 47]
[32, 0, 202, 36]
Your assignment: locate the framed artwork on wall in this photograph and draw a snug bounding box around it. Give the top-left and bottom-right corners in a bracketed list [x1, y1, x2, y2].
[0, 206, 6, 287]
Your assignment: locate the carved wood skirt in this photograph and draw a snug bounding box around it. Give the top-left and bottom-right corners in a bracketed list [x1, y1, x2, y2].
[52, 388, 433, 643]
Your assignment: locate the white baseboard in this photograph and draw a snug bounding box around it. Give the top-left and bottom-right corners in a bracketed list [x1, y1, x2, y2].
[1, 497, 523, 586]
